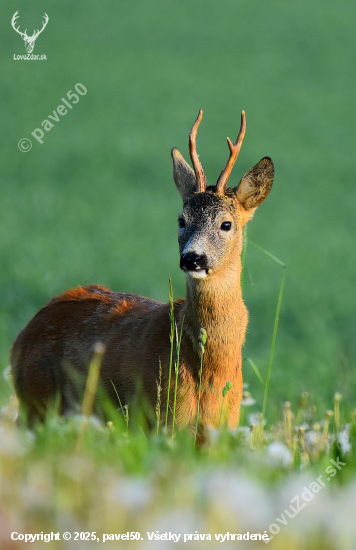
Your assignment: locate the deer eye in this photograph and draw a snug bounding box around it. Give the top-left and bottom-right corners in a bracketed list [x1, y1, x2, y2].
[178, 218, 185, 228]
[221, 221, 232, 231]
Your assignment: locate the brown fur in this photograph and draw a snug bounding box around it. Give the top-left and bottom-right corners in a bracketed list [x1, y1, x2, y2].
[10, 111, 274, 438]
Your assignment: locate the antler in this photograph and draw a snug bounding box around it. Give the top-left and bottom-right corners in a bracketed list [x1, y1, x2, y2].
[11, 11, 27, 39]
[189, 109, 206, 193]
[216, 111, 246, 197]
[33, 13, 49, 39]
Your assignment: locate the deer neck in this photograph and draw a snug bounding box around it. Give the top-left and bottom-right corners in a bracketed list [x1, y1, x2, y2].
[181, 251, 247, 379]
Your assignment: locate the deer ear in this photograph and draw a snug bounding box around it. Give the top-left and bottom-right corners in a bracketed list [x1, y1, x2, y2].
[234, 157, 274, 210]
[171, 148, 197, 201]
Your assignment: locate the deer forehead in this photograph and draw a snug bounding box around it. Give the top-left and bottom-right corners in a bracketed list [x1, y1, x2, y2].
[181, 190, 239, 224]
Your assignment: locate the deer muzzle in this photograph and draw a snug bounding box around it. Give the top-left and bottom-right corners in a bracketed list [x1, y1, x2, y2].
[180, 252, 209, 275]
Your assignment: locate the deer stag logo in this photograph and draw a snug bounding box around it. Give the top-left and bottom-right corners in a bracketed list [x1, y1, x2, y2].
[11, 11, 49, 53]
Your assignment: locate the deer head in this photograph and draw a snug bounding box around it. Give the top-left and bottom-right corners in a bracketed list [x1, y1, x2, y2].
[172, 110, 274, 280]
[11, 11, 49, 54]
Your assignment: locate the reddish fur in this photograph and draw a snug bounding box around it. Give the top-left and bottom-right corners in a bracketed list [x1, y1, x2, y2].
[59, 285, 113, 303]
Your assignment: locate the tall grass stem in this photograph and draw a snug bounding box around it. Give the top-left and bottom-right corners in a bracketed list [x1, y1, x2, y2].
[244, 239, 286, 421]
[165, 277, 175, 429]
[194, 328, 206, 446]
[172, 318, 184, 441]
[261, 266, 286, 419]
[243, 357, 264, 388]
[111, 380, 127, 425]
[77, 342, 105, 450]
[81, 343, 105, 418]
[334, 393, 341, 433]
[156, 360, 162, 434]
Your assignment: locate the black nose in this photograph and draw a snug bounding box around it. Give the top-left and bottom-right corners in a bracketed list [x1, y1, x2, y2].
[180, 252, 208, 272]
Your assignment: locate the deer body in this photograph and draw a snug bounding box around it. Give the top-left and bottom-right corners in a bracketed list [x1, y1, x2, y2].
[10, 110, 274, 434]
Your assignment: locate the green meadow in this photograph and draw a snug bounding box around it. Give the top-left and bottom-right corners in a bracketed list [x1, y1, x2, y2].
[1, 0, 355, 548]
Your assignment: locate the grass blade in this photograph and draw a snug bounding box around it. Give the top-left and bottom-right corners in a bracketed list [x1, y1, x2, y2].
[194, 328, 206, 446]
[77, 343, 105, 450]
[246, 239, 286, 421]
[243, 357, 264, 388]
[262, 264, 286, 420]
[165, 277, 175, 429]
[156, 359, 162, 434]
[172, 317, 184, 440]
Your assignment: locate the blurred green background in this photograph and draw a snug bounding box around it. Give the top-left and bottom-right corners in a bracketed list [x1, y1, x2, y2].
[1, 0, 355, 419]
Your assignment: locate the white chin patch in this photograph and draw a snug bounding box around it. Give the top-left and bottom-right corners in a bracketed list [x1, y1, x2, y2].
[186, 270, 208, 279]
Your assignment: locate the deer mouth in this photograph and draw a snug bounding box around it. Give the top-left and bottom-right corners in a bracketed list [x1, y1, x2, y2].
[186, 269, 209, 279]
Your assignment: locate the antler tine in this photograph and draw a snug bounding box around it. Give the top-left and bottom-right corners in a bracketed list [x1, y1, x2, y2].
[216, 111, 246, 196]
[33, 13, 49, 39]
[189, 109, 207, 193]
[11, 11, 26, 38]
[11, 10, 19, 26]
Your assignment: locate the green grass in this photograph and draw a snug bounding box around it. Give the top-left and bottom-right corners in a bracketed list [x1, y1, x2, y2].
[1, 0, 356, 547]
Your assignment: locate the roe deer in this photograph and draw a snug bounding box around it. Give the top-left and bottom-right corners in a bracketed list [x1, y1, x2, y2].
[10, 110, 274, 436]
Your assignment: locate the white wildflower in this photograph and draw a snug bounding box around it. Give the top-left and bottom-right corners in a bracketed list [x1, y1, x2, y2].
[305, 429, 322, 452]
[2, 366, 12, 382]
[338, 424, 351, 455]
[266, 441, 292, 467]
[241, 391, 256, 407]
[248, 412, 266, 427]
